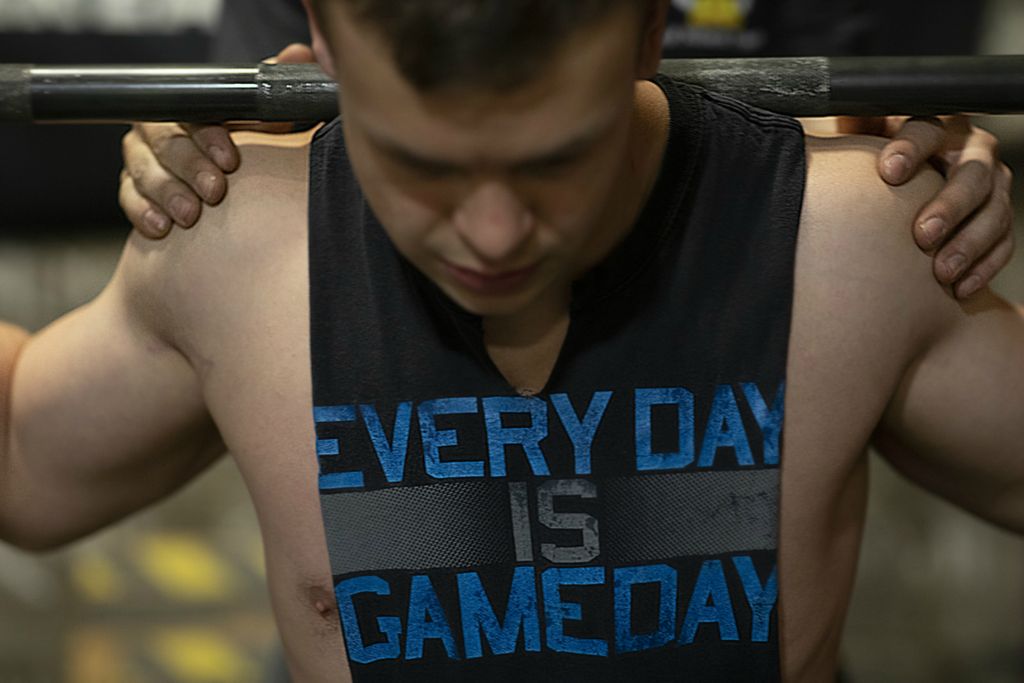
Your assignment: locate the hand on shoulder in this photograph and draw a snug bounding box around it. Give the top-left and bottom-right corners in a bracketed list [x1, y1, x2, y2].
[800, 135, 964, 351]
[118, 129, 315, 345]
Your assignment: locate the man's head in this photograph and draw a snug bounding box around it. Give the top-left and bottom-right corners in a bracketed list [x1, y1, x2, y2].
[303, 0, 670, 318]
[308, 0, 665, 91]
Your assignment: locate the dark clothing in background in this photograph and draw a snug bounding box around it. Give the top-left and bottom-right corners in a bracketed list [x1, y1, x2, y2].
[212, 0, 310, 62]
[211, 0, 984, 62]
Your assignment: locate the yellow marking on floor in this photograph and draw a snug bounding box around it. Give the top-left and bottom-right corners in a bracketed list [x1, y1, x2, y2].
[148, 628, 257, 683]
[67, 629, 128, 683]
[133, 533, 233, 603]
[70, 550, 126, 604]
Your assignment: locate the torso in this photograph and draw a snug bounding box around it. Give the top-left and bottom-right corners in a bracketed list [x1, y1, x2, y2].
[161, 112, 935, 682]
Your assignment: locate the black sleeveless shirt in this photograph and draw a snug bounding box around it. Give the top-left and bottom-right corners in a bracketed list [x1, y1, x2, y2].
[308, 75, 806, 682]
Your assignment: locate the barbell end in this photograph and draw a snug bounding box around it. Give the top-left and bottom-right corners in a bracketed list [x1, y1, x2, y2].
[0, 65, 32, 122]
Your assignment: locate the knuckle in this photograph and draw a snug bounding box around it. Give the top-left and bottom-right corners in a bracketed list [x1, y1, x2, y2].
[136, 121, 166, 145]
[998, 238, 1015, 266]
[150, 132, 185, 158]
[976, 127, 998, 148]
[910, 116, 945, 137]
[127, 161, 147, 186]
[999, 210, 1013, 236]
[117, 177, 131, 204]
[970, 260, 996, 284]
[1000, 195, 1015, 226]
[121, 128, 144, 161]
[949, 181, 977, 204]
[954, 236, 980, 261]
[927, 198, 956, 224]
[940, 190, 973, 220]
[192, 124, 228, 148]
[983, 242, 1014, 279]
[896, 137, 925, 160]
[949, 223, 991, 258]
[118, 169, 133, 190]
[156, 180, 188, 206]
[958, 158, 992, 181]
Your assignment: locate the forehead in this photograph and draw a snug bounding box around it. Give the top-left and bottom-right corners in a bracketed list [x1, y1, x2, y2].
[323, 3, 642, 163]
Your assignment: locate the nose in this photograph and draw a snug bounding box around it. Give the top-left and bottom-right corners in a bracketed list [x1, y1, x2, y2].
[452, 181, 535, 266]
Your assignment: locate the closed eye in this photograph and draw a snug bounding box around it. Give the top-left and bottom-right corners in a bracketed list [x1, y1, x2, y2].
[392, 152, 463, 178]
[513, 152, 584, 177]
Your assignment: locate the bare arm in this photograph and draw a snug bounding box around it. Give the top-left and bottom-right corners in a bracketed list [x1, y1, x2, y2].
[877, 289, 1024, 532]
[0, 234, 225, 551]
[805, 134, 1024, 532]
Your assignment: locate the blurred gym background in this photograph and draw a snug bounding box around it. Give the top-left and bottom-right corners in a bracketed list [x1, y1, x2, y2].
[0, 0, 1022, 681]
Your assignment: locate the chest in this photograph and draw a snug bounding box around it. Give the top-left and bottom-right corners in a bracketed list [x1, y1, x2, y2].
[306, 263, 791, 675]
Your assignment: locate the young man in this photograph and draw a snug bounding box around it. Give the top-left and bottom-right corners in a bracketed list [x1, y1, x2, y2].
[1, 1, 1021, 681]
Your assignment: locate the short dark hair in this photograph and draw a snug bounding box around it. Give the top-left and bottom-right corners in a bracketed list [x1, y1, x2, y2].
[318, 0, 640, 91]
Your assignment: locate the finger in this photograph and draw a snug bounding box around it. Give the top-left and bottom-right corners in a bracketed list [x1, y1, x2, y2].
[879, 117, 947, 185]
[834, 116, 888, 136]
[952, 232, 1015, 299]
[932, 168, 1013, 284]
[915, 158, 999, 251]
[119, 169, 172, 239]
[275, 43, 316, 64]
[179, 123, 240, 173]
[225, 121, 299, 134]
[137, 123, 230, 204]
[123, 129, 203, 228]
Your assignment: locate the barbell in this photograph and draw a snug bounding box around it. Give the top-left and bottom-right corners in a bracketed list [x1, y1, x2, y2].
[1, 56, 1023, 124]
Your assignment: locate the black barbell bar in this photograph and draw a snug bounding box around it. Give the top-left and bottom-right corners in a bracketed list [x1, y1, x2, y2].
[1, 56, 1023, 123]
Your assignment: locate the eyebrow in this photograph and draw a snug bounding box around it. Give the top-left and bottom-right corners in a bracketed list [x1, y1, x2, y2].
[368, 123, 609, 174]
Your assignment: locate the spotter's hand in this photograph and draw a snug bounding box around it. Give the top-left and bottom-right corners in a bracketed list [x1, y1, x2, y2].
[118, 43, 316, 238]
[839, 115, 1015, 299]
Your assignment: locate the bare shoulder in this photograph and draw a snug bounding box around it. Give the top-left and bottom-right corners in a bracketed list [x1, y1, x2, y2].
[118, 129, 315, 342]
[802, 134, 943, 257]
[797, 135, 962, 345]
[129, 128, 313, 265]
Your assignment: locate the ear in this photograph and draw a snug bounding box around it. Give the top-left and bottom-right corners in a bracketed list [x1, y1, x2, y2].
[636, 0, 670, 79]
[301, 0, 338, 79]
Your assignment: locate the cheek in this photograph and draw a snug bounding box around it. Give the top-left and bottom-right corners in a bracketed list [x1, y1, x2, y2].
[365, 182, 445, 257]
[530, 158, 622, 236]
[345, 135, 447, 253]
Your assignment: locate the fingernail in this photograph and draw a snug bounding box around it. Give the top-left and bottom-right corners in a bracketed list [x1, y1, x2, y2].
[959, 275, 982, 298]
[143, 209, 170, 235]
[197, 172, 219, 202]
[919, 217, 946, 247]
[945, 253, 967, 280]
[170, 195, 197, 225]
[884, 153, 910, 182]
[209, 145, 233, 170]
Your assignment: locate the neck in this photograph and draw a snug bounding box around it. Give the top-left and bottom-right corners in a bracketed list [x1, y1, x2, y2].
[483, 288, 571, 394]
